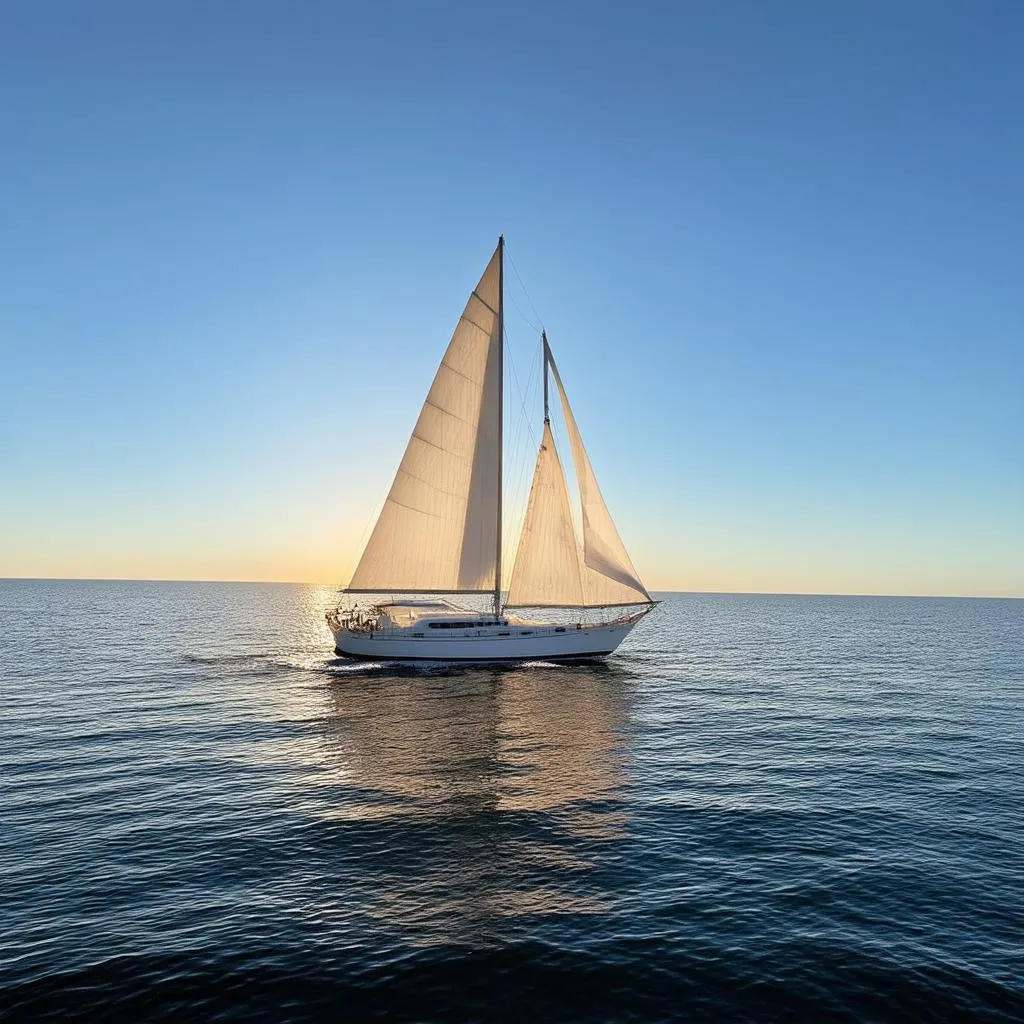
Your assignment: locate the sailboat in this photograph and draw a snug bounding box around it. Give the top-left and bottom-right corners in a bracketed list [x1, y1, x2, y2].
[327, 237, 655, 661]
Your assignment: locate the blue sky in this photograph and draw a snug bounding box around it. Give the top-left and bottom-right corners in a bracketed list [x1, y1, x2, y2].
[1, 0, 1021, 595]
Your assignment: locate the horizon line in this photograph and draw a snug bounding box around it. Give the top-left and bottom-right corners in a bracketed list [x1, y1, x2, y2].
[1, 576, 1020, 600]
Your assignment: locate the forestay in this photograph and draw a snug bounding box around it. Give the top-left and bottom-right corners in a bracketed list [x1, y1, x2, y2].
[347, 245, 502, 593]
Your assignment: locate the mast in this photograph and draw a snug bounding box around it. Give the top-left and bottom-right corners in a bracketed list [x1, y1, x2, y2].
[494, 235, 504, 619]
[542, 329, 550, 424]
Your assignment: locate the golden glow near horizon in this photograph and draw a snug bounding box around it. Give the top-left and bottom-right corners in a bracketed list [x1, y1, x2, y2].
[4, 527, 1020, 598]
[2, 455, 1021, 596]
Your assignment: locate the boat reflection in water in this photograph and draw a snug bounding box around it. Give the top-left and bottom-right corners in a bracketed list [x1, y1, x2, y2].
[319, 662, 637, 944]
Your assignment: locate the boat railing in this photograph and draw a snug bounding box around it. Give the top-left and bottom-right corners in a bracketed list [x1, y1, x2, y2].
[327, 607, 650, 636]
[326, 609, 381, 634]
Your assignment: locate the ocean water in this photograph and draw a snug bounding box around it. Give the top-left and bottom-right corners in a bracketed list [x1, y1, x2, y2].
[1, 581, 1022, 1022]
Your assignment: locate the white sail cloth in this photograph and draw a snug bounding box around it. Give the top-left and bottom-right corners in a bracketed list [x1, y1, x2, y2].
[507, 346, 651, 608]
[506, 423, 585, 607]
[347, 246, 501, 592]
[549, 350, 651, 605]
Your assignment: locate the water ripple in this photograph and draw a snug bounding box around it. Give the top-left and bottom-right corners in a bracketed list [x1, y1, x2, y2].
[1, 582, 1022, 1020]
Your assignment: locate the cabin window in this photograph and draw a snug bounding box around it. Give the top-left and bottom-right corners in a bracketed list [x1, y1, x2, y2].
[521, 630, 533, 635]
[498, 631, 510, 636]
[555, 627, 565, 633]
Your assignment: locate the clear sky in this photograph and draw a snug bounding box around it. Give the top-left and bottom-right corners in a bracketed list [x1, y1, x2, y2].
[1, 1, 1021, 596]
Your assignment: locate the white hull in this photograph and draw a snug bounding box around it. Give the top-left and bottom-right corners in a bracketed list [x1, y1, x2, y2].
[331, 620, 638, 662]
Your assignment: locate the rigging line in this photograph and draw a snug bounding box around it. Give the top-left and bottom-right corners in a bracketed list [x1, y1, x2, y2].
[502, 328, 537, 570]
[503, 325, 540, 502]
[503, 355, 531, 567]
[505, 243, 545, 333]
[505, 334, 539, 452]
[501, 244, 545, 551]
[503, 330, 544, 570]
[506, 287, 542, 333]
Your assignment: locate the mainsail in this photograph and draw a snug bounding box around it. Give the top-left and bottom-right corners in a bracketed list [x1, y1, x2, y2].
[506, 338, 651, 608]
[347, 242, 502, 594]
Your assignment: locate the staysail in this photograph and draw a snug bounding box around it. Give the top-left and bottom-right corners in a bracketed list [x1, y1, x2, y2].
[505, 422, 586, 607]
[506, 339, 651, 608]
[347, 243, 502, 593]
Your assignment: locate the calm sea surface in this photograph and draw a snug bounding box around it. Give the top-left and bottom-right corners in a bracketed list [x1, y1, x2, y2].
[1, 581, 1022, 1021]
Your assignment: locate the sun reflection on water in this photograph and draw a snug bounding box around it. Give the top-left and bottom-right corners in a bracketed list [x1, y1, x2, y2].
[311, 662, 640, 937]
